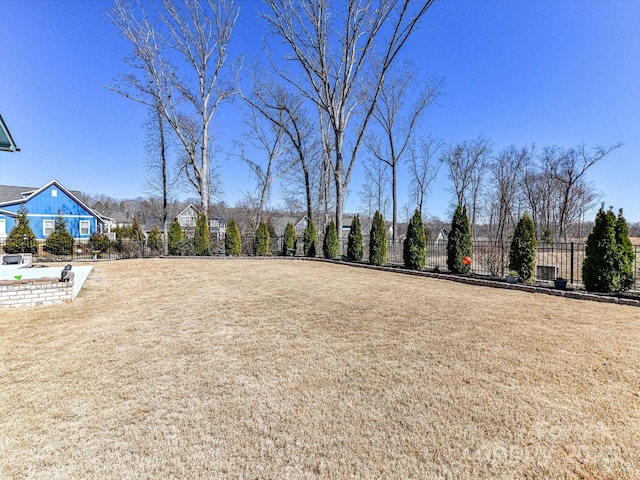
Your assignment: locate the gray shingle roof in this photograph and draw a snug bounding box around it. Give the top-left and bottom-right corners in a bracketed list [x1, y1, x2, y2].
[0, 185, 37, 203]
[0, 184, 83, 204]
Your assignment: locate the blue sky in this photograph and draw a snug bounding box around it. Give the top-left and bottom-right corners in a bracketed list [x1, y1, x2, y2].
[1, 0, 638, 221]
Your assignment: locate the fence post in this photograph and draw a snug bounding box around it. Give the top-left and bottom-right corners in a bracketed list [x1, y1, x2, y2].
[570, 242, 574, 285]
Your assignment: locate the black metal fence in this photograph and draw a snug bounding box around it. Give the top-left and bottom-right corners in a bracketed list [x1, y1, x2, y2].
[322, 237, 639, 290]
[0, 238, 162, 262]
[2, 236, 638, 290]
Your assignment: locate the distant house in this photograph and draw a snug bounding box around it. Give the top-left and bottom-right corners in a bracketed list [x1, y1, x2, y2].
[0, 180, 109, 240]
[435, 228, 449, 244]
[175, 204, 227, 240]
[271, 215, 309, 237]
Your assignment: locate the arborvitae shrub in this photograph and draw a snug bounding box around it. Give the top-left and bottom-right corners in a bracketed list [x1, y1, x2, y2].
[323, 220, 339, 259]
[194, 212, 210, 256]
[174, 238, 195, 256]
[167, 219, 183, 255]
[44, 215, 74, 256]
[583, 206, 619, 292]
[225, 219, 242, 256]
[347, 215, 363, 261]
[254, 220, 270, 256]
[615, 209, 635, 292]
[88, 233, 109, 253]
[131, 219, 145, 242]
[403, 209, 426, 270]
[509, 212, 537, 283]
[282, 222, 297, 256]
[5, 207, 37, 254]
[583, 205, 636, 293]
[369, 210, 387, 266]
[446, 205, 472, 274]
[303, 218, 317, 257]
[148, 226, 163, 252]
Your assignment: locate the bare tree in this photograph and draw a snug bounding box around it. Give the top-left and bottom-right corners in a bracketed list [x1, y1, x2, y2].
[108, 0, 238, 220]
[519, 143, 620, 241]
[359, 154, 391, 221]
[142, 104, 175, 253]
[442, 135, 492, 234]
[262, 0, 435, 251]
[318, 108, 334, 230]
[487, 145, 533, 243]
[552, 143, 621, 240]
[237, 64, 320, 221]
[235, 104, 295, 226]
[520, 152, 558, 242]
[365, 62, 442, 242]
[407, 134, 443, 217]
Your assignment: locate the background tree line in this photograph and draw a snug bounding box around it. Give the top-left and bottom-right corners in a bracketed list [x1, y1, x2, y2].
[105, 0, 626, 250]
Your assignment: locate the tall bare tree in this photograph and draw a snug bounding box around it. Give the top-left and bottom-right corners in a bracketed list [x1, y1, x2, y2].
[262, 0, 435, 250]
[235, 104, 294, 226]
[142, 104, 174, 253]
[407, 135, 443, 216]
[487, 145, 533, 243]
[108, 0, 238, 220]
[365, 62, 442, 242]
[551, 143, 621, 240]
[237, 64, 320, 221]
[519, 143, 620, 241]
[360, 154, 391, 221]
[442, 135, 492, 234]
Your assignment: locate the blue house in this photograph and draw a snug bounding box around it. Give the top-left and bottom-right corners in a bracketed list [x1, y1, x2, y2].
[0, 180, 109, 240]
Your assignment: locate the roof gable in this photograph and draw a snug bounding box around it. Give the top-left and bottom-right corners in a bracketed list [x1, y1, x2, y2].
[0, 180, 107, 221]
[176, 204, 198, 219]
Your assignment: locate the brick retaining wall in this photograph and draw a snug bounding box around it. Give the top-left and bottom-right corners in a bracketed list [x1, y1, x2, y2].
[0, 275, 75, 307]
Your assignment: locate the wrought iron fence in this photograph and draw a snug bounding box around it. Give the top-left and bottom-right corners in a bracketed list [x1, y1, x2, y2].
[322, 237, 639, 290]
[2, 235, 638, 290]
[0, 238, 162, 262]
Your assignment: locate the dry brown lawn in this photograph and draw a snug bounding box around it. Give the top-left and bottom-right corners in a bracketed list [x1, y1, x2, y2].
[1, 258, 639, 479]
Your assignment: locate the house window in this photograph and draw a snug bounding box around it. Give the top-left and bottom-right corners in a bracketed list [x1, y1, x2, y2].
[52, 189, 58, 197]
[43, 220, 55, 236]
[80, 221, 90, 236]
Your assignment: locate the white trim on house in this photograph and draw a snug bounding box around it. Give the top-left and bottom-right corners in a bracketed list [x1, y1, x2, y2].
[25, 213, 95, 219]
[79, 220, 90, 236]
[43, 219, 55, 237]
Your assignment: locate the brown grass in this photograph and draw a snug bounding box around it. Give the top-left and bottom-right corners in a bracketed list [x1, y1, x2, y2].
[1, 258, 639, 479]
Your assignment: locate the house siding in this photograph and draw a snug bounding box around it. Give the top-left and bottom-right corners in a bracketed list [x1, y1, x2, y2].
[0, 183, 99, 239]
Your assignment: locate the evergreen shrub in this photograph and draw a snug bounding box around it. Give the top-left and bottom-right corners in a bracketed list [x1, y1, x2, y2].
[148, 226, 163, 252]
[194, 212, 210, 256]
[323, 221, 339, 259]
[303, 218, 317, 257]
[583, 205, 635, 293]
[5, 207, 37, 254]
[347, 215, 363, 261]
[369, 210, 387, 266]
[446, 205, 472, 274]
[254, 220, 270, 256]
[44, 215, 74, 256]
[174, 238, 195, 256]
[282, 222, 297, 256]
[225, 219, 242, 256]
[167, 219, 183, 255]
[509, 212, 537, 283]
[403, 209, 426, 270]
[615, 209, 636, 292]
[88, 233, 109, 253]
